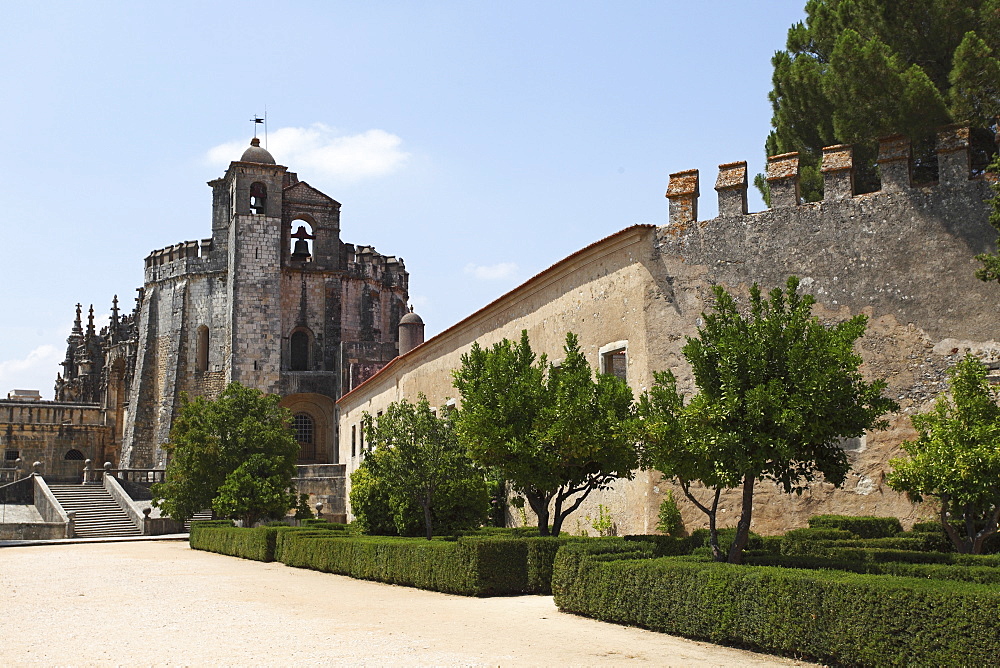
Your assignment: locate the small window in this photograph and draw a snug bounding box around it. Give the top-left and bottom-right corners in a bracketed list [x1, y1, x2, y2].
[351, 425, 357, 458]
[359, 423, 364, 452]
[4, 449, 19, 462]
[599, 341, 628, 382]
[293, 413, 314, 445]
[64, 449, 85, 461]
[290, 331, 309, 371]
[196, 325, 209, 373]
[250, 182, 267, 215]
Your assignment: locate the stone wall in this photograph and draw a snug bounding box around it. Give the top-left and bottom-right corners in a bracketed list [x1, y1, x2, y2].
[338, 126, 999, 536]
[0, 401, 109, 480]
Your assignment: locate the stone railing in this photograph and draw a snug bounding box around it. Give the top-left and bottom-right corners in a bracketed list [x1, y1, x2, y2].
[32, 475, 73, 538]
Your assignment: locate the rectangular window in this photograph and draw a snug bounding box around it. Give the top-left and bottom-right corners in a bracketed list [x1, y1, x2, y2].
[4, 449, 19, 462]
[351, 425, 356, 458]
[599, 341, 628, 382]
[359, 424, 364, 453]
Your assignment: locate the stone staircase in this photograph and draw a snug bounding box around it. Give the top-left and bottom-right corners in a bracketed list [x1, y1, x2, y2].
[48, 484, 141, 538]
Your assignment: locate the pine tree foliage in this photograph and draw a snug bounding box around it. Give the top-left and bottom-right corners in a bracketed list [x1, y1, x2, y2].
[887, 355, 1000, 554]
[637, 277, 898, 563]
[764, 0, 1000, 201]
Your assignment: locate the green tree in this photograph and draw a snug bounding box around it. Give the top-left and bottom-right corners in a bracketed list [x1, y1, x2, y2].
[453, 331, 637, 536]
[152, 383, 300, 526]
[763, 0, 1000, 202]
[350, 396, 489, 539]
[637, 278, 898, 563]
[887, 355, 1000, 554]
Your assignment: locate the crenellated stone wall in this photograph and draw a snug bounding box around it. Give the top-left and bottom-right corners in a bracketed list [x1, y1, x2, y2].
[339, 124, 999, 535]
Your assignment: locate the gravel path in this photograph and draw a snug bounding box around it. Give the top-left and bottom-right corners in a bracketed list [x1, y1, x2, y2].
[0, 540, 813, 666]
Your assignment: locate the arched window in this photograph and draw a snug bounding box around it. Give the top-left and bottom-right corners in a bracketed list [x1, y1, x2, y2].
[64, 449, 85, 461]
[196, 325, 209, 373]
[250, 182, 267, 215]
[293, 413, 315, 461]
[289, 219, 315, 261]
[290, 330, 310, 371]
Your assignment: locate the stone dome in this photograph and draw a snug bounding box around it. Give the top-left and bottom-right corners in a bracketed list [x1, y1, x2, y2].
[399, 311, 424, 325]
[240, 137, 276, 164]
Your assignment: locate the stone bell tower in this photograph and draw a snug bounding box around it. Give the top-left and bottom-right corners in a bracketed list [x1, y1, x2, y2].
[223, 138, 287, 394]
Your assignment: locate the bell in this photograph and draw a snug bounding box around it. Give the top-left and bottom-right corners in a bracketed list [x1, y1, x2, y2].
[291, 237, 311, 261]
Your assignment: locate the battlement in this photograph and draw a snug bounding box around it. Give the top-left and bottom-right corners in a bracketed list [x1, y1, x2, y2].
[665, 124, 997, 226]
[143, 238, 220, 283]
[344, 243, 407, 283]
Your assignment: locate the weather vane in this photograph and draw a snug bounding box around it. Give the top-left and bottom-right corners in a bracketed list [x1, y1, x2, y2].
[250, 115, 264, 138]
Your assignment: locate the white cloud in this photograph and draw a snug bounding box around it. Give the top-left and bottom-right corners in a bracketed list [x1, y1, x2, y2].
[207, 124, 410, 181]
[0, 345, 62, 399]
[463, 262, 519, 281]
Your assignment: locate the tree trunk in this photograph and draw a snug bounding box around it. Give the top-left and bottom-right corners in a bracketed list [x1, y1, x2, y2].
[422, 500, 433, 540]
[940, 495, 973, 554]
[679, 483, 723, 561]
[526, 491, 552, 536]
[727, 474, 756, 564]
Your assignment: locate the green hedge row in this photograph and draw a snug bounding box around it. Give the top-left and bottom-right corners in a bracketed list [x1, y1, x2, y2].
[807, 514, 902, 538]
[190, 526, 574, 596]
[278, 533, 529, 596]
[552, 540, 1000, 666]
[745, 552, 1000, 585]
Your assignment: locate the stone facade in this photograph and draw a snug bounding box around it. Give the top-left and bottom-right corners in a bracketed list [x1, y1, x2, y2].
[8, 138, 408, 515]
[338, 125, 1000, 536]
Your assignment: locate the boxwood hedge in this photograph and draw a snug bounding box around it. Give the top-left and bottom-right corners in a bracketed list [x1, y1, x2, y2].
[552, 540, 1000, 666]
[807, 514, 902, 538]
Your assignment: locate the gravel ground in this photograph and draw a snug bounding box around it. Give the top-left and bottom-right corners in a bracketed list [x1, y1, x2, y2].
[0, 540, 814, 667]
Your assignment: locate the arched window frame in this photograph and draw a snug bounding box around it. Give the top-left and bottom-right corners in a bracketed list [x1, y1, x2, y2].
[289, 327, 313, 371]
[196, 325, 210, 373]
[250, 182, 267, 215]
[288, 216, 316, 261]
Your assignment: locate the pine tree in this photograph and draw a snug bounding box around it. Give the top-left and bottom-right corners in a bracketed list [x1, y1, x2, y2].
[763, 0, 1000, 202]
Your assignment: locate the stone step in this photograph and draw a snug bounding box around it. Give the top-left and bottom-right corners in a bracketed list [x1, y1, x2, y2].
[47, 484, 141, 538]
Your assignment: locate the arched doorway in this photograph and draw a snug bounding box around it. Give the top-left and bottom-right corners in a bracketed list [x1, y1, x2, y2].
[279, 393, 336, 464]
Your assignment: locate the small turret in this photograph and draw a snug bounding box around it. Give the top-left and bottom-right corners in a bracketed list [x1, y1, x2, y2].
[398, 307, 425, 355]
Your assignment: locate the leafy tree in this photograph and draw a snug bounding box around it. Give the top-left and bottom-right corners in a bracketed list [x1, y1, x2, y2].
[761, 0, 1000, 202]
[152, 382, 299, 526]
[350, 396, 489, 539]
[637, 277, 898, 563]
[453, 331, 637, 536]
[887, 355, 1000, 554]
[974, 155, 1000, 282]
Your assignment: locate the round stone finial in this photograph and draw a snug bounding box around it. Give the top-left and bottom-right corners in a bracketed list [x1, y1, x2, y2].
[315, 503, 324, 514]
[104, 462, 113, 470]
[143, 507, 152, 517]
[240, 137, 276, 165]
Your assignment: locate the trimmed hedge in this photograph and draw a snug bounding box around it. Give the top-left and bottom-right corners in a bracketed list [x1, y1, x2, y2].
[782, 527, 855, 541]
[745, 552, 1000, 585]
[190, 526, 277, 561]
[278, 533, 529, 596]
[779, 533, 950, 555]
[807, 514, 902, 538]
[552, 541, 1000, 665]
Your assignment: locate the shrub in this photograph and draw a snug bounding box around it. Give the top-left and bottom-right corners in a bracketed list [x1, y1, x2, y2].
[190, 526, 276, 561]
[277, 533, 533, 596]
[807, 514, 902, 538]
[624, 534, 693, 557]
[782, 527, 855, 541]
[745, 553, 1000, 585]
[552, 541, 1000, 665]
[655, 490, 685, 536]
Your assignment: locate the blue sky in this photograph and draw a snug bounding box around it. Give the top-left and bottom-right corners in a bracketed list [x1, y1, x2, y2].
[0, 1, 806, 397]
